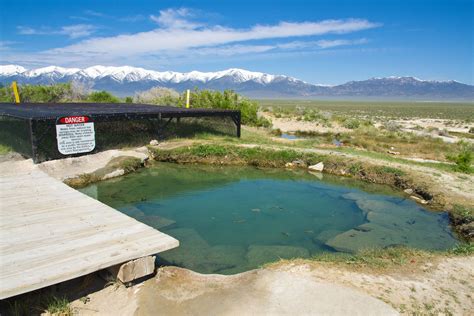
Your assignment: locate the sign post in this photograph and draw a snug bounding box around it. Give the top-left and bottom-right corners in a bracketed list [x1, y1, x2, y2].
[56, 116, 96, 155]
[12, 81, 20, 104]
[185, 89, 190, 108]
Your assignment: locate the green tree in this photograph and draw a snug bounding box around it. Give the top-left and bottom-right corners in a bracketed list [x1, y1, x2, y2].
[125, 96, 133, 103]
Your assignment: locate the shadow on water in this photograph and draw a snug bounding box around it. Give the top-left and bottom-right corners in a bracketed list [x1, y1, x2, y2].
[80, 162, 459, 275]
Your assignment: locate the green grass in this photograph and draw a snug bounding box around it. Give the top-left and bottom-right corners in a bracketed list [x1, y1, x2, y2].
[257, 99, 474, 121]
[450, 243, 474, 255]
[312, 243, 472, 268]
[3, 294, 73, 316]
[335, 147, 461, 173]
[45, 295, 73, 315]
[310, 246, 432, 268]
[0, 144, 12, 155]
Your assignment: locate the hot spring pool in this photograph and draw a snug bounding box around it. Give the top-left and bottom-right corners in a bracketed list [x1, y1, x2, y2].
[80, 163, 458, 274]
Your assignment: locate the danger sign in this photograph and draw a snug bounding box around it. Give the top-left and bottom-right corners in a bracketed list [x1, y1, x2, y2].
[56, 116, 95, 155]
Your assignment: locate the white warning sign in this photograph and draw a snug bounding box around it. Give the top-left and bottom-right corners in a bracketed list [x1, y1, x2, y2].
[56, 116, 95, 155]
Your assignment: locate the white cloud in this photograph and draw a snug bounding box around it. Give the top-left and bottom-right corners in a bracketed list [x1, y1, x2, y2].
[84, 10, 105, 17]
[60, 25, 97, 39]
[277, 38, 369, 49]
[316, 38, 368, 48]
[0, 41, 16, 51]
[48, 18, 378, 57]
[17, 24, 96, 39]
[7, 8, 380, 66]
[150, 8, 202, 29]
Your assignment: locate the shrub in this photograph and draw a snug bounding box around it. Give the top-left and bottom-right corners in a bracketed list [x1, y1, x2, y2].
[87, 91, 120, 103]
[133, 87, 180, 105]
[180, 89, 271, 127]
[446, 141, 473, 173]
[0, 83, 75, 103]
[383, 121, 401, 132]
[343, 119, 361, 129]
[125, 96, 133, 103]
[271, 128, 283, 136]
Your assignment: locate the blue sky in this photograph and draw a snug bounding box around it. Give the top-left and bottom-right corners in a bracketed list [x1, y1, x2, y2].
[0, 0, 472, 85]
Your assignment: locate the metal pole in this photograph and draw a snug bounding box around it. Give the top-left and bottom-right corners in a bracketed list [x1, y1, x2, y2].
[185, 89, 190, 108]
[12, 81, 20, 104]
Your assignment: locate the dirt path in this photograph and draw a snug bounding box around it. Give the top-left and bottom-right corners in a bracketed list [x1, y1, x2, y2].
[70, 256, 473, 315]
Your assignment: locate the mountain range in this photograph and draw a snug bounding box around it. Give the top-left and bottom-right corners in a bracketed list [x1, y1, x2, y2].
[1, 65, 473, 100]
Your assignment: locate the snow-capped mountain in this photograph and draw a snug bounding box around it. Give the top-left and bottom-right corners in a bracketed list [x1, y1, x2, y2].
[1, 65, 473, 100]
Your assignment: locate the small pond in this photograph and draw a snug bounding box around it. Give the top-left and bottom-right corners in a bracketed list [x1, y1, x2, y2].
[80, 163, 458, 274]
[280, 133, 301, 140]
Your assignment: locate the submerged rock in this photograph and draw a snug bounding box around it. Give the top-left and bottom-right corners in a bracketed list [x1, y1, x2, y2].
[139, 215, 176, 230]
[158, 228, 248, 274]
[326, 224, 405, 253]
[325, 198, 457, 253]
[341, 192, 368, 201]
[314, 229, 345, 243]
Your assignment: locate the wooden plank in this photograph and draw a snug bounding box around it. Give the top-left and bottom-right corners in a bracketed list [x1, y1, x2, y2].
[0, 161, 179, 299]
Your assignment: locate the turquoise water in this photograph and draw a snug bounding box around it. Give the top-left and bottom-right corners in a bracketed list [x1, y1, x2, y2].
[80, 163, 458, 274]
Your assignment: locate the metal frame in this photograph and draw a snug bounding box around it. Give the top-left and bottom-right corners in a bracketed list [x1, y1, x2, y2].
[0, 103, 241, 163]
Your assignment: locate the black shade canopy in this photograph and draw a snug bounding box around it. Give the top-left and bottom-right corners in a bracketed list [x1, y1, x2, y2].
[0, 103, 238, 120]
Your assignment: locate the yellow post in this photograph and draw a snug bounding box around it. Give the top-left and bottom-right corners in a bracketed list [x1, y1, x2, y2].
[185, 89, 190, 108]
[12, 81, 20, 104]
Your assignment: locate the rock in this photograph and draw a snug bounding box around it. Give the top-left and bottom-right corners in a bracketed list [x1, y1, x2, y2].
[342, 192, 368, 201]
[404, 188, 414, 194]
[119, 205, 145, 217]
[150, 139, 159, 146]
[292, 159, 307, 167]
[101, 168, 125, 180]
[325, 224, 403, 253]
[109, 256, 156, 283]
[308, 162, 324, 172]
[326, 197, 457, 252]
[314, 229, 344, 243]
[308, 171, 323, 180]
[246, 245, 310, 267]
[353, 224, 372, 232]
[458, 222, 474, 240]
[387, 150, 400, 155]
[410, 195, 428, 204]
[285, 162, 294, 168]
[137, 215, 176, 229]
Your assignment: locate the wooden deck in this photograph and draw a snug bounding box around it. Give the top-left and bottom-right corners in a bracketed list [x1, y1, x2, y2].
[0, 160, 179, 299]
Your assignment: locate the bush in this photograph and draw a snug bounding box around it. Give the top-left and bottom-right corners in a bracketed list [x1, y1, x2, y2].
[343, 119, 361, 129]
[87, 91, 120, 103]
[125, 96, 133, 103]
[181, 89, 271, 127]
[0, 83, 74, 103]
[133, 87, 180, 105]
[446, 141, 473, 173]
[383, 121, 401, 132]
